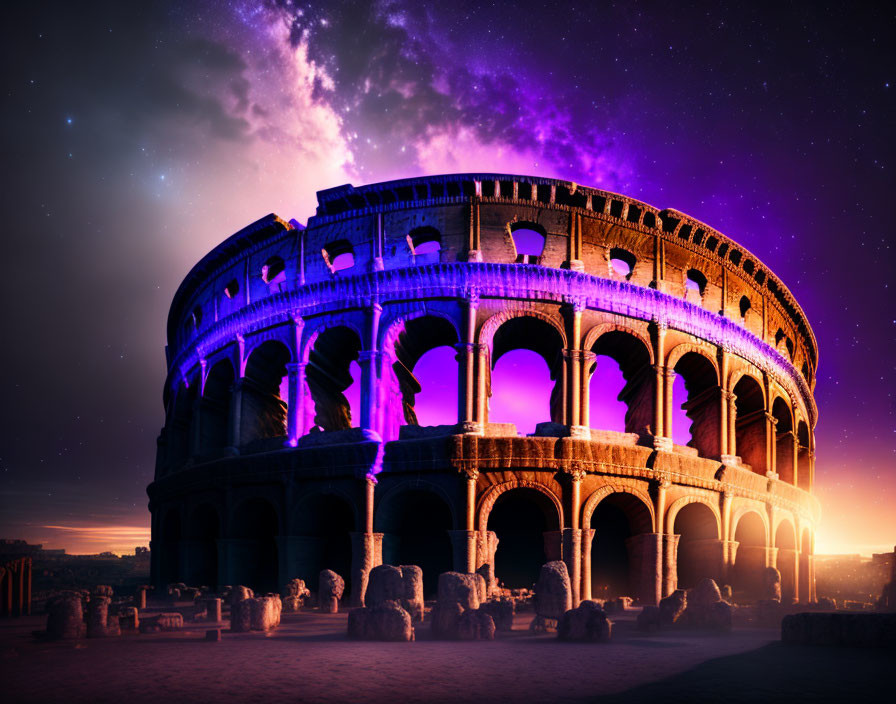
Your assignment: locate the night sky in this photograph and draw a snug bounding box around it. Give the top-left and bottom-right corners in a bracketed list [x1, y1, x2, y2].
[1, 1, 893, 555]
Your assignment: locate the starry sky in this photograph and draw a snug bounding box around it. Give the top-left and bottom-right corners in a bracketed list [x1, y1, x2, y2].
[0, 1, 893, 555]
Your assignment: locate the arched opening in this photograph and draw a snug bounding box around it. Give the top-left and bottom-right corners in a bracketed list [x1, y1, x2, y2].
[797, 421, 811, 491]
[799, 528, 812, 603]
[685, 269, 707, 297]
[231, 498, 279, 594]
[187, 504, 219, 589]
[739, 295, 751, 318]
[590, 493, 654, 602]
[609, 248, 636, 280]
[323, 240, 355, 273]
[224, 279, 239, 299]
[588, 331, 654, 437]
[772, 397, 795, 484]
[167, 377, 196, 471]
[488, 487, 560, 589]
[240, 341, 290, 448]
[191, 305, 202, 330]
[510, 223, 546, 263]
[490, 316, 564, 434]
[775, 520, 797, 604]
[262, 255, 286, 289]
[672, 352, 721, 458]
[733, 511, 767, 601]
[306, 327, 363, 432]
[159, 509, 181, 586]
[293, 493, 355, 598]
[673, 502, 721, 590]
[733, 375, 766, 474]
[378, 489, 453, 597]
[390, 316, 459, 428]
[408, 226, 441, 261]
[198, 360, 234, 455]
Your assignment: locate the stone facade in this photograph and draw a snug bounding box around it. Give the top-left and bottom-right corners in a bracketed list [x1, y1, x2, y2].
[148, 173, 819, 607]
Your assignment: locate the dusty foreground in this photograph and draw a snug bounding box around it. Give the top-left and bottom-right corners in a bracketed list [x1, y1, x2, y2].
[0, 610, 887, 704]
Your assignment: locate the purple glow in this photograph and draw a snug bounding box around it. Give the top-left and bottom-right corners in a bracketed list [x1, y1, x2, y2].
[489, 349, 552, 434]
[588, 358, 627, 433]
[332, 252, 354, 271]
[670, 375, 691, 447]
[412, 346, 457, 426]
[414, 240, 441, 255]
[346, 360, 362, 426]
[511, 228, 545, 258]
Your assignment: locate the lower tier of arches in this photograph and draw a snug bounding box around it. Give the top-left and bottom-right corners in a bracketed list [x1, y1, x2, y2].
[149, 464, 818, 606]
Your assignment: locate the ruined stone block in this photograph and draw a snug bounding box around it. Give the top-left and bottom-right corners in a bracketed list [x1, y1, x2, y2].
[347, 601, 414, 642]
[319, 569, 344, 613]
[535, 561, 572, 621]
[558, 601, 613, 642]
[46, 592, 85, 640]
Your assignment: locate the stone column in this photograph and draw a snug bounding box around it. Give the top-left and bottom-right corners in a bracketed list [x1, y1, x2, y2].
[350, 531, 383, 607]
[580, 528, 596, 601]
[662, 533, 680, 597]
[580, 351, 596, 429]
[662, 368, 676, 449]
[475, 344, 489, 426]
[727, 392, 738, 458]
[777, 547, 799, 603]
[227, 379, 244, 450]
[358, 350, 381, 434]
[285, 362, 306, 445]
[765, 412, 779, 479]
[562, 528, 583, 606]
[626, 533, 662, 606]
[448, 530, 478, 574]
[456, 342, 475, 427]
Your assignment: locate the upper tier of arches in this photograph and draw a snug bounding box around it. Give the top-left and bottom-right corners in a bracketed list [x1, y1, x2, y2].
[167, 175, 817, 387]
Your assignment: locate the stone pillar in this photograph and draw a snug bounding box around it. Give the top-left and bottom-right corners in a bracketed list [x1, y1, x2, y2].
[580, 351, 596, 429]
[285, 362, 306, 445]
[663, 368, 676, 441]
[765, 412, 778, 479]
[456, 343, 476, 426]
[448, 530, 478, 574]
[358, 350, 381, 434]
[476, 530, 499, 574]
[662, 533, 680, 597]
[580, 528, 596, 601]
[565, 350, 583, 430]
[227, 379, 244, 449]
[777, 547, 799, 603]
[562, 528, 583, 606]
[475, 344, 489, 426]
[720, 391, 738, 464]
[727, 392, 738, 458]
[350, 531, 383, 607]
[721, 539, 738, 586]
[626, 533, 662, 606]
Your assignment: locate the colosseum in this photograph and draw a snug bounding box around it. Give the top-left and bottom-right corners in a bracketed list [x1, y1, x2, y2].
[149, 173, 819, 607]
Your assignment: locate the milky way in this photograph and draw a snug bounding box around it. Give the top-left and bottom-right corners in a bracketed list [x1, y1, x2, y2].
[0, 1, 892, 554]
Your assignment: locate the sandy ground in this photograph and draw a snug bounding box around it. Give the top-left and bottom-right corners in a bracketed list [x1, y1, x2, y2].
[0, 608, 888, 704]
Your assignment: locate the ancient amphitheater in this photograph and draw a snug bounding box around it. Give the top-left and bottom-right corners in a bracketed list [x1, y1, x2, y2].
[150, 173, 819, 607]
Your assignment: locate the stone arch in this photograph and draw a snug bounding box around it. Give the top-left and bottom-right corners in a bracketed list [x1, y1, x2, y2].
[291, 490, 357, 597]
[478, 479, 564, 532]
[581, 483, 656, 532]
[478, 308, 568, 354]
[198, 358, 234, 455]
[665, 495, 722, 539]
[376, 481, 456, 596]
[302, 324, 364, 432]
[732, 508, 769, 601]
[586, 327, 656, 436]
[584, 485, 657, 603]
[728, 368, 767, 405]
[670, 350, 722, 457]
[230, 497, 280, 593]
[731, 505, 771, 545]
[481, 480, 563, 589]
[665, 343, 720, 380]
[378, 308, 461, 358]
[300, 317, 366, 364]
[582, 321, 654, 363]
[186, 503, 221, 589]
[240, 339, 291, 447]
[732, 373, 767, 475]
[243, 328, 295, 364]
[667, 496, 723, 590]
[378, 311, 461, 428]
